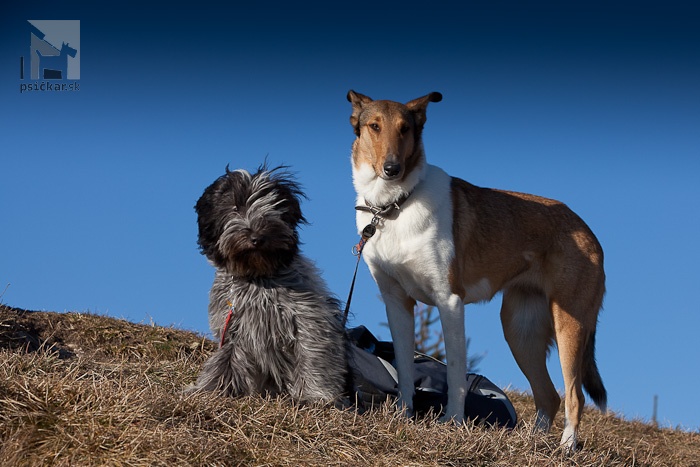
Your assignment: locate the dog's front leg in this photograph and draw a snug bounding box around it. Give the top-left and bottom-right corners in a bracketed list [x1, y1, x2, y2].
[385, 295, 417, 417]
[438, 294, 467, 424]
[188, 342, 254, 397]
[373, 270, 416, 417]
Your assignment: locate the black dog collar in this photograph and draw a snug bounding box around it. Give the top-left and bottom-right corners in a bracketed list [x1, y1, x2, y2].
[355, 192, 411, 220]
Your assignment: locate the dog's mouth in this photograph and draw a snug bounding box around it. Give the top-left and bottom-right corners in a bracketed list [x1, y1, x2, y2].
[379, 171, 403, 182]
[224, 248, 292, 279]
[218, 232, 297, 279]
[230, 237, 289, 260]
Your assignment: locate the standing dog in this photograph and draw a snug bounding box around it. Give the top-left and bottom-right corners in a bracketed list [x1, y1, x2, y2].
[347, 90, 607, 449]
[190, 166, 350, 404]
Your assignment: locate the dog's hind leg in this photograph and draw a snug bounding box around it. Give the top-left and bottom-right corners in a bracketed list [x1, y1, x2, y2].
[549, 257, 606, 451]
[500, 286, 560, 432]
[287, 309, 350, 404]
[551, 301, 587, 450]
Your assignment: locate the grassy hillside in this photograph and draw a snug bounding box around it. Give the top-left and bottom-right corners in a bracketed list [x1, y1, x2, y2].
[1, 304, 698, 466]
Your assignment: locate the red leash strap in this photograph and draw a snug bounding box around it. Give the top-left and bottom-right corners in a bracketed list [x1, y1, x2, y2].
[219, 300, 235, 348]
[352, 222, 377, 255]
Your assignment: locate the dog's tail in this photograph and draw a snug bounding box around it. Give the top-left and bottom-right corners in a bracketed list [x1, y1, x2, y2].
[582, 331, 607, 413]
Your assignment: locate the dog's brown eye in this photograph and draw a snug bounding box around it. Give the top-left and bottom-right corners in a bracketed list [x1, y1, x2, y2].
[369, 123, 380, 132]
[400, 124, 410, 134]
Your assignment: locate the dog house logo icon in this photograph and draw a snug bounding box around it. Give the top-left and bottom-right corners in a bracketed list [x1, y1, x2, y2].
[20, 20, 80, 83]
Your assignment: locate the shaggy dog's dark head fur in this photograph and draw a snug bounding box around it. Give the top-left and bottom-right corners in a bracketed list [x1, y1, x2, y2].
[195, 166, 306, 279]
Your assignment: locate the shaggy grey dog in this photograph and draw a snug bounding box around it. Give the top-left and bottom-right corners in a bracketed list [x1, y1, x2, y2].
[189, 166, 351, 404]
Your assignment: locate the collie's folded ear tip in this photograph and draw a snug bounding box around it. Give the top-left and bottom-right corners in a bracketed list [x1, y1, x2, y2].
[347, 89, 363, 102]
[347, 90, 373, 104]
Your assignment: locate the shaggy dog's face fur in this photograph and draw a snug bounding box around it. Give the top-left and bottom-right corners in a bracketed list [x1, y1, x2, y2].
[195, 167, 306, 279]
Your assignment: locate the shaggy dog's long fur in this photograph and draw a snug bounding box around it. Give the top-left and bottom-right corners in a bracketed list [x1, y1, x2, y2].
[189, 166, 350, 403]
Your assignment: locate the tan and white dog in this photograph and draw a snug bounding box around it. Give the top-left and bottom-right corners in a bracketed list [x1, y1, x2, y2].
[347, 90, 607, 450]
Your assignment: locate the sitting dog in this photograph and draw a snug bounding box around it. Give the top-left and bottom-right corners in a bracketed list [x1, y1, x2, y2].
[190, 166, 350, 404]
[346, 90, 607, 450]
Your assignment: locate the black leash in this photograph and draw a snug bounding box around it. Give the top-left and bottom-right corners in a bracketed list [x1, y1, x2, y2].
[342, 194, 410, 327]
[342, 219, 376, 327]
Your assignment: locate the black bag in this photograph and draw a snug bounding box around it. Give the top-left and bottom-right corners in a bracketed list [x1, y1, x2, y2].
[348, 326, 517, 429]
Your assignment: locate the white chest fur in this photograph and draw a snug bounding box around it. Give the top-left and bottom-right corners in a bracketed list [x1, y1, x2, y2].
[355, 164, 456, 305]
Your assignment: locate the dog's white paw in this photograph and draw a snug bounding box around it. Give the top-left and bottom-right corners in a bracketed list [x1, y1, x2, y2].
[533, 409, 552, 432]
[438, 412, 465, 425]
[394, 395, 415, 418]
[440, 398, 466, 425]
[560, 424, 579, 452]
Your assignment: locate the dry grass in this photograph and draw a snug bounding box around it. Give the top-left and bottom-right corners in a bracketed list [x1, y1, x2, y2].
[1, 304, 698, 466]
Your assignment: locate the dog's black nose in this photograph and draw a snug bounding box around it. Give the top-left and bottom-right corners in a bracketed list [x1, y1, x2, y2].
[383, 161, 401, 178]
[250, 233, 266, 246]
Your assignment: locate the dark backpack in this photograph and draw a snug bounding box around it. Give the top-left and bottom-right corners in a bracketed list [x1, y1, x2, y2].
[348, 326, 517, 429]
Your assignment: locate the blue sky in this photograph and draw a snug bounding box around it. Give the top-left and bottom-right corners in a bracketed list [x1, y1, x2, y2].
[2, 2, 699, 431]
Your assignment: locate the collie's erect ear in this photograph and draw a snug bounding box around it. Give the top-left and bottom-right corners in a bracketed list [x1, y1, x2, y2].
[347, 90, 373, 136]
[406, 92, 442, 130]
